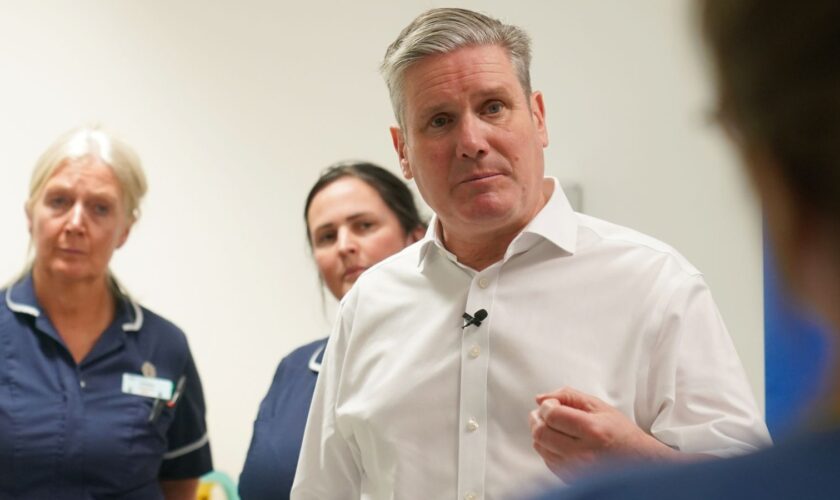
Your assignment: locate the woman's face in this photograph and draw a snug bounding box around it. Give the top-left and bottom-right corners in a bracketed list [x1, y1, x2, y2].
[27, 155, 131, 285]
[307, 176, 415, 300]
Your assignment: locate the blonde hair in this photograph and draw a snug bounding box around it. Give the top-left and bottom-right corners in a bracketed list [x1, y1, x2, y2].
[26, 125, 147, 224]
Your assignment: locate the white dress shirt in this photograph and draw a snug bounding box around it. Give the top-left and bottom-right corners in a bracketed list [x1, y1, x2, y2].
[292, 178, 770, 500]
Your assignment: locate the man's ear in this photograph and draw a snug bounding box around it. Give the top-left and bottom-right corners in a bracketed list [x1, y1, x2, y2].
[531, 91, 549, 148]
[390, 126, 413, 180]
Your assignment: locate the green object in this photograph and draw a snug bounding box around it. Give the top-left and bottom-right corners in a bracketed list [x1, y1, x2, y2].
[199, 470, 239, 500]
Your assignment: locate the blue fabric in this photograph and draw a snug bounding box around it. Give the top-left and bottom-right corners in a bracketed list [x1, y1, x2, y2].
[239, 337, 327, 500]
[534, 428, 840, 500]
[763, 238, 832, 437]
[0, 275, 212, 499]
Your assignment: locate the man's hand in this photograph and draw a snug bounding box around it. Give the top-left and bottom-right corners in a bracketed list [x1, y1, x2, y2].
[528, 386, 687, 481]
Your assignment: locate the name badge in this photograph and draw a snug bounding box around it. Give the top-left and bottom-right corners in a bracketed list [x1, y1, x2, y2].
[122, 373, 174, 400]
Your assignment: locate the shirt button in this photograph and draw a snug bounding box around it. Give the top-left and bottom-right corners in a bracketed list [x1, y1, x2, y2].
[478, 278, 489, 289]
[468, 346, 481, 358]
[465, 492, 478, 500]
[79, 380, 86, 389]
[466, 418, 479, 432]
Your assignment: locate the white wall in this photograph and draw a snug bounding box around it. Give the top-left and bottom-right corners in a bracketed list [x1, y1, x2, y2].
[0, 0, 763, 478]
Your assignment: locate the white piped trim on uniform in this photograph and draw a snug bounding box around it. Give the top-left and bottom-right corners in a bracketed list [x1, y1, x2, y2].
[308, 343, 325, 373]
[121, 298, 143, 332]
[162, 432, 209, 460]
[5, 285, 40, 317]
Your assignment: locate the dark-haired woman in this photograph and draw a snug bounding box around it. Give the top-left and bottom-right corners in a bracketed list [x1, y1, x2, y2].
[239, 161, 425, 499]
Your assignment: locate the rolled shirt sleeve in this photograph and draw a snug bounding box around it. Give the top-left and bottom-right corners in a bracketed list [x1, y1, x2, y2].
[644, 274, 771, 455]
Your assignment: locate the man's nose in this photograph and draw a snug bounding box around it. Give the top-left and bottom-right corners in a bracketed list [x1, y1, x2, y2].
[455, 114, 489, 160]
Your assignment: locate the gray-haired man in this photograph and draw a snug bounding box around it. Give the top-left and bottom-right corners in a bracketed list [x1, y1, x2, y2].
[292, 8, 769, 500]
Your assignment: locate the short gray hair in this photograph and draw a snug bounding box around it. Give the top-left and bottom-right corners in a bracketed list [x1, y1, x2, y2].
[381, 8, 533, 129]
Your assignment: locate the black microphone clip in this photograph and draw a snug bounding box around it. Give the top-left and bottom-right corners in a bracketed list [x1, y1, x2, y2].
[462, 309, 488, 329]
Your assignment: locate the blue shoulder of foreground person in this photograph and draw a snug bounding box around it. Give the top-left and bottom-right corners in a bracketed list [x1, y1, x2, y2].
[535, 428, 840, 500]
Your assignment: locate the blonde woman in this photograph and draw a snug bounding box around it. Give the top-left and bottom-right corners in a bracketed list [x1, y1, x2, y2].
[0, 127, 212, 499]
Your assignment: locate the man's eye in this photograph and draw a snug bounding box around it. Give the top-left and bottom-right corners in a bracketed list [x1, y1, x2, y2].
[484, 101, 504, 114]
[430, 115, 450, 128]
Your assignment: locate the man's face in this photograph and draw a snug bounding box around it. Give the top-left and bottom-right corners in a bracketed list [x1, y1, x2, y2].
[391, 44, 548, 242]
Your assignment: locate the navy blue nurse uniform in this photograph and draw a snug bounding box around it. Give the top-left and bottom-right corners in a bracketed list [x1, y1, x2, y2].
[239, 337, 327, 500]
[0, 274, 213, 499]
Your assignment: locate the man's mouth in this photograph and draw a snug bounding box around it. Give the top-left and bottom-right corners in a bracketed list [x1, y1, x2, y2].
[460, 172, 503, 185]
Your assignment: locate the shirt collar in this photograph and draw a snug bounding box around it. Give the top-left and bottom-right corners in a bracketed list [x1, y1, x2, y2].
[5, 272, 144, 333]
[308, 339, 328, 374]
[5, 274, 41, 317]
[416, 177, 578, 269]
[509, 177, 578, 257]
[417, 218, 454, 268]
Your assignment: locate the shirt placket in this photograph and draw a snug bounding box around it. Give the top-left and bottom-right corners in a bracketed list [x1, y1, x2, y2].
[457, 265, 498, 500]
[56, 355, 85, 495]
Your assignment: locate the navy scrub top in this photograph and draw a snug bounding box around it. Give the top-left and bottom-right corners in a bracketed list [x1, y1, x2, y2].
[0, 275, 213, 499]
[239, 337, 327, 500]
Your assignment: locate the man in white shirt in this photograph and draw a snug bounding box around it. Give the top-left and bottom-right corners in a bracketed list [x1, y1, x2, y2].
[291, 7, 770, 500]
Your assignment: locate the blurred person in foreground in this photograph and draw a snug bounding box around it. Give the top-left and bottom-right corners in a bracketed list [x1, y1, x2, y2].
[0, 126, 212, 499]
[292, 7, 770, 500]
[238, 162, 425, 500]
[537, 1, 840, 499]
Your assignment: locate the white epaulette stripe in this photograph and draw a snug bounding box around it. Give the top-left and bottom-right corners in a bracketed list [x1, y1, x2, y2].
[121, 298, 144, 332]
[5, 285, 40, 317]
[162, 432, 209, 460]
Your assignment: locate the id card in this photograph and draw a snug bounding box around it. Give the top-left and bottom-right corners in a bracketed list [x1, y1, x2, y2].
[122, 373, 174, 400]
